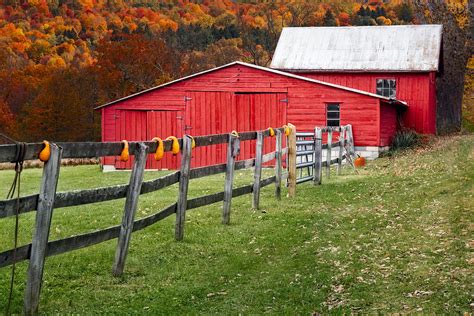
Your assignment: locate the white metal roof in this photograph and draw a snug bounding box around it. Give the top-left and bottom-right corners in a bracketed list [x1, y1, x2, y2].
[95, 61, 407, 109]
[270, 25, 443, 72]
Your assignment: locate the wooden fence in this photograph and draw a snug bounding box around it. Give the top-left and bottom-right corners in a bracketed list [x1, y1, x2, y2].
[0, 125, 296, 314]
[295, 124, 355, 185]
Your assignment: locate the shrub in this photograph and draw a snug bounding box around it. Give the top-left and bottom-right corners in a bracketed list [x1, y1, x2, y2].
[390, 129, 422, 152]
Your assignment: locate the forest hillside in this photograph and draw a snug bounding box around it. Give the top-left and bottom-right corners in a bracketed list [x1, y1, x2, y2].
[0, 0, 471, 141]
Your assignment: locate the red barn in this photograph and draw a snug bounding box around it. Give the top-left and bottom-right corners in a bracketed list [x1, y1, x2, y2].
[96, 62, 406, 170]
[271, 25, 443, 134]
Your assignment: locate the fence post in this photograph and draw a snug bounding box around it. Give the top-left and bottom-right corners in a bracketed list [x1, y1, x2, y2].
[313, 127, 322, 185]
[252, 131, 264, 209]
[223, 133, 240, 224]
[287, 123, 297, 198]
[337, 126, 346, 175]
[112, 142, 148, 276]
[326, 128, 332, 178]
[346, 124, 355, 158]
[175, 135, 192, 241]
[274, 129, 283, 200]
[24, 143, 62, 315]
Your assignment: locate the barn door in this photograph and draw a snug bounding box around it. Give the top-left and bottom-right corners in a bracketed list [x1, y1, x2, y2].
[184, 91, 233, 167]
[146, 110, 184, 170]
[235, 93, 288, 160]
[184, 91, 287, 167]
[114, 110, 148, 169]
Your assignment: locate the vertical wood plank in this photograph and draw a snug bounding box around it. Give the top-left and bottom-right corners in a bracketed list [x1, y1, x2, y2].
[337, 127, 346, 175]
[274, 129, 283, 200]
[326, 129, 332, 178]
[346, 124, 355, 158]
[313, 127, 323, 185]
[252, 131, 264, 209]
[112, 142, 148, 277]
[287, 123, 297, 198]
[222, 134, 240, 224]
[175, 135, 192, 241]
[24, 143, 62, 315]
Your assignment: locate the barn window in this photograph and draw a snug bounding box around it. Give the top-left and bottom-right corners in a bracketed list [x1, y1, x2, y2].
[326, 103, 340, 127]
[376, 79, 396, 98]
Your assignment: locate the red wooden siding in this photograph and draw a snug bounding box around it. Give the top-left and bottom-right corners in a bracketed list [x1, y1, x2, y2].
[101, 64, 401, 169]
[379, 103, 398, 147]
[184, 91, 286, 168]
[299, 72, 436, 134]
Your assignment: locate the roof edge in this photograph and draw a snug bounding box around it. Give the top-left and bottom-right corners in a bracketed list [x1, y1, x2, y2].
[95, 61, 404, 110]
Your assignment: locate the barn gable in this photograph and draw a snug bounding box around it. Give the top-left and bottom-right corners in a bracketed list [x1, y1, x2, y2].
[270, 25, 443, 72]
[95, 61, 405, 110]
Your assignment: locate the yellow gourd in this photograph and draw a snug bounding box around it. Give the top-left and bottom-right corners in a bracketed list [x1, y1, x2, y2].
[166, 136, 180, 155]
[39, 140, 51, 162]
[231, 130, 239, 137]
[120, 140, 129, 162]
[189, 135, 196, 149]
[152, 137, 164, 161]
[283, 125, 291, 136]
[268, 127, 275, 137]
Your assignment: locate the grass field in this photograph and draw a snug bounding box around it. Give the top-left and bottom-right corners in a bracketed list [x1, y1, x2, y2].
[0, 135, 472, 314]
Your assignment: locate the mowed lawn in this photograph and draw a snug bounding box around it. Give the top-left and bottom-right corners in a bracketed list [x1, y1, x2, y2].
[0, 135, 472, 314]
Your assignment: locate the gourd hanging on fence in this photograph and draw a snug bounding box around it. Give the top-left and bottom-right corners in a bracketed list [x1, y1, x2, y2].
[354, 155, 366, 168]
[38, 141, 51, 162]
[268, 127, 275, 137]
[152, 137, 164, 161]
[283, 125, 291, 136]
[231, 130, 239, 138]
[166, 136, 180, 155]
[120, 140, 129, 162]
[188, 135, 196, 149]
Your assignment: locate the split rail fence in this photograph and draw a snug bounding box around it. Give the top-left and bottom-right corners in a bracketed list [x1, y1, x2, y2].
[295, 124, 355, 184]
[0, 125, 298, 314]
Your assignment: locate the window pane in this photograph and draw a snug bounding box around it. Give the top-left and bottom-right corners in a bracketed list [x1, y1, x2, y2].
[376, 79, 383, 88]
[327, 119, 340, 127]
[327, 104, 339, 111]
[327, 112, 340, 119]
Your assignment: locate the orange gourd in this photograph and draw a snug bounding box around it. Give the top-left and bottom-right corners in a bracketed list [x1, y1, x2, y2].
[166, 136, 180, 155]
[152, 137, 164, 161]
[120, 140, 129, 162]
[268, 127, 275, 137]
[39, 140, 51, 162]
[354, 156, 366, 168]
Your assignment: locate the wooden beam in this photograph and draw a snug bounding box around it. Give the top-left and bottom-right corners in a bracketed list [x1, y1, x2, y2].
[222, 134, 240, 225]
[313, 127, 323, 185]
[252, 131, 264, 209]
[337, 127, 346, 175]
[326, 129, 332, 178]
[287, 123, 297, 198]
[24, 143, 62, 315]
[275, 130, 283, 200]
[112, 142, 148, 277]
[175, 135, 192, 241]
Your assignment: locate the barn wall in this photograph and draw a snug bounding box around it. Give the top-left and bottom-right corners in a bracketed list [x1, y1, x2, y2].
[298, 72, 435, 134]
[379, 103, 398, 147]
[101, 64, 399, 168]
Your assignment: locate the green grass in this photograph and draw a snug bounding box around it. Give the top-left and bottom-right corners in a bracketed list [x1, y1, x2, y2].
[0, 135, 473, 314]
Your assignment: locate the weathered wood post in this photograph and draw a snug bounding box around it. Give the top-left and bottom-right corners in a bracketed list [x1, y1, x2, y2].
[337, 126, 346, 175]
[24, 143, 62, 315]
[313, 127, 323, 185]
[326, 128, 332, 178]
[112, 142, 148, 276]
[252, 131, 264, 209]
[175, 135, 192, 241]
[346, 124, 355, 158]
[274, 129, 283, 200]
[287, 123, 297, 198]
[222, 133, 240, 224]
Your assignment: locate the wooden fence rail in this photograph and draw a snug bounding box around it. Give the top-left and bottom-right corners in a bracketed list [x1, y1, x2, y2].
[0, 127, 291, 314]
[295, 125, 355, 185]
